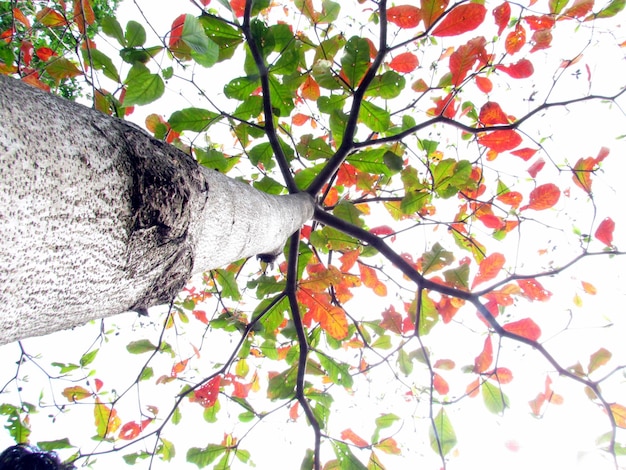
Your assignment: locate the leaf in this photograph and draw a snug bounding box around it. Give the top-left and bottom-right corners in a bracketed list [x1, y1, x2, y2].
[36, 8, 68, 27]
[62, 386, 92, 402]
[511, 147, 538, 161]
[588, 347, 612, 374]
[492, 2, 511, 35]
[125, 20, 146, 48]
[387, 5, 422, 28]
[572, 156, 596, 194]
[332, 441, 368, 470]
[126, 339, 158, 354]
[610, 404, 626, 428]
[449, 36, 487, 86]
[421, 0, 450, 28]
[505, 24, 526, 55]
[300, 75, 321, 100]
[521, 183, 560, 211]
[482, 381, 509, 414]
[595, 217, 615, 246]
[581, 281, 597, 295]
[432, 3, 486, 37]
[190, 376, 221, 407]
[341, 429, 369, 447]
[502, 318, 541, 341]
[45, 58, 82, 82]
[420, 242, 455, 274]
[517, 278, 552, 301]
[593, 0, 626, 18]
[474, 336, 493, 373]
[375, 437, 401, 455]
[341, 36, 371, 87]
[475, 75, 493, 93]
[562, 0, 594, 17]
[550, 0, 570, 14]
[472, 252, 506, 288]
[94, 399, 121, 438]
[187, 444, 227, 467]
[496, 59, 534, 78]
[434, 359, 455, 370]
[433, 373, 450, 395]
[429, 408, 457, 456]
[359, 263, 387, 296]
[479, 101, 510, 125]
[73, 0, 95, 34]
[478, 130, 522, 153]
[169, 107, 220, 132]
[124, 63, 165, 106]
[389, 52, 419, 73]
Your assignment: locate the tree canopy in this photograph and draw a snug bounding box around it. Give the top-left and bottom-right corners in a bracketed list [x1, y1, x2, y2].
[1, 0, 625, 468]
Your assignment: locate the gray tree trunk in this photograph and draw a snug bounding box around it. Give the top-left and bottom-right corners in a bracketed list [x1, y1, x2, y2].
[0, 75, 314, 345]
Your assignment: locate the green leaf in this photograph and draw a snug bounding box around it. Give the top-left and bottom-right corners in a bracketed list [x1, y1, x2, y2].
[332, 441, 368, 470]
[215, 269, 241, 301]
[224, 76, 261, 100]
[79, 349, 98, 367]
[267, 366, 298, 400]
[317, 352, 354, 388]
[203, 400, 220, 423]
[125, 20, 146, 48]
[333, 200, 364, 227]
[119, 46, 163, 65]
[51, 362, 80, 374]
[187, 444, 227, 468]
[297, 135, 335, 161]
[359, 101, 390, 133]
[371, 335, 392, 349]
[595, 0, 626, 17]
[348, 148, 391, 176]
[269, 75, 295, 117]
[398, 348, 413, 375]
[124, 63, 164, 106]
[481, 381, 509, 414]
[418, 292, 439, 336]
[341, 36, 371, 88]
[159, 437, 175, 462]
[199, 14, 243, 61]
[181, 15, 208, 54]
[169, 107, 221, 132]
[101, 16, 125, 46]
[429, 408, 457, 456]
[36, 438, 73, 451]
[88, 49, 120, 82]
[550, 0, 570, 14]
[196, 148, 240, 173]
[383, 151, 403, 174]
[126, 339, 158, 354]
[442, 264, 470, 289]
[421, 242, 455, 274]
[365, 71, 406, 99]
[139, 367, 154, 381]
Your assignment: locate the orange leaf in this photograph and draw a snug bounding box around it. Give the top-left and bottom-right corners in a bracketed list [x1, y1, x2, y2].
[73, 0, 95, 34]
[479, 101, 509, 125]
[472, 252, 505, 288]
[339, 250, 360, 272]
[292, 113, 310, 126]
[359, 263, 388, 296]
[497, 191, 522, 208]
[341, 429, 369, 447]
[517, 278, 551, 301]
[289, 402, 299, 421]
[300, 75, 320, 100]
[572, 156, 596, 193]
[36, 7, 68, 27]
[562, 0, 594, 18]
[610, 404, 626, 428]
[380, 306, 402, 334]
[433, 373, 450, 394]
[466, 378, 480, 397]
[375, 437, 401, 455]
[387, 5, 422, 29]
[193, 309, 209, 324]
[475, 75, 493, 93]
[502, 318, 541, 340]
[581, 281, 597, 295]
[36, 47, 57, 62]
[595, 217, 615, 246]
[171, 359, 189, 377]
[486, 367, 513, 384]
[421, 0, 449, 28]
[492, 2, 511, 35]
[496, 58, 534, 78]
[478, 130, 522, 153]
[474, 336, 493, 373]
[230, 0, 246, 17]
[522, 183, 560, 211]
[505, 24, 526, 55]
[389, 52, 419, 73]
[13, 8, 31, 28]
[529, 392, 545, 416]
[432, 3, 486, 36]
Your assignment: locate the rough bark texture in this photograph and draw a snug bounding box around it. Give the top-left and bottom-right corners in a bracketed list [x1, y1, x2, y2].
[0, 75, 314, 345]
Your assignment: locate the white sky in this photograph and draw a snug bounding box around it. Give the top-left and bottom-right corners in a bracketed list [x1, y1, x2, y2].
[1, 0, 626, 469]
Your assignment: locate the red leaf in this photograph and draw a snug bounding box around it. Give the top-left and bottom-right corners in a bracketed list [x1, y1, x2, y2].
[430, 92, 457, 118]
[432, 3, 487, 37]
[389, 52, 419, 72]
[169, 14, 186, 48]
[505, 24, 526, 55]
[595, 217, 615, 246]
[191, 376, 221, 407]
[380, 306, 403, 334]
[387, 5, 422, 29]
[94, 378, 104, 392]
[449, 37, 488, 86]
[524, 15, 555, 30]
[478, 130, 522, 153]
[200, 0, 211, 5]
[473, 252, 506, 288]
[341, 429, 369, 447]
[478, 213, 505, 229]
[493, 2, 511, 35]
[475, 75, 493, 93]
[517, 278, 552, 301]
[527, 158, 545, 178]
[502, 318, 541, 340]
[119, 421, 141, 441]
[530, 29, 553, 52]
[511, 147, 537, 161]
[479, 101, 509, 125]
[496, 58, 534, 78]
[522, 183, 560, 211]
[474, 336, 493, 373]
[193, 309, 208, 324]
[230, 0, 246, 17]
[20, 41, 34, 67]
[36, 47, 57, 62]
[433, 373, 450, 395]
[572, 156, 596, 193]
[421, 0, 449, 28]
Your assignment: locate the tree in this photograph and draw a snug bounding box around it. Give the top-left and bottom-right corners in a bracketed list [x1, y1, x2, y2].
[0, 0, 625, 469]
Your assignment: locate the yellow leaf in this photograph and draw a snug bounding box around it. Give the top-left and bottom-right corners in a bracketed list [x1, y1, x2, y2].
[610, 403, 626, 428]
[573, 293, 583, 307]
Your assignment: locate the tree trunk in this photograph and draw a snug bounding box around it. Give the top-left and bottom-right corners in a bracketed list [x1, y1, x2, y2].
[0, 75, 314, 345]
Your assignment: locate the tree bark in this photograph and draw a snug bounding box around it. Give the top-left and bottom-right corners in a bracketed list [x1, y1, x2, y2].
[0, 75, 314, 345]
